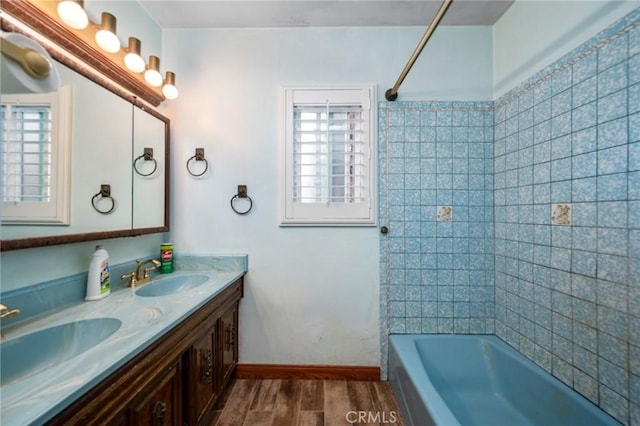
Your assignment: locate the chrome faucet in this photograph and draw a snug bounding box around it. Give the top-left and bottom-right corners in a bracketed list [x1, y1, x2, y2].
[121, 258, 161, 287]
[0, 303, 20, 339]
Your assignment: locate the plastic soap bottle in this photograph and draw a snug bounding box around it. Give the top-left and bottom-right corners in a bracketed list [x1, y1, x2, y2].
[86, 245, 111, 301]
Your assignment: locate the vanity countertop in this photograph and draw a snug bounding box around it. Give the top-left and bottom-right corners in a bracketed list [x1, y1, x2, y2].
[0, 255, 247, 426]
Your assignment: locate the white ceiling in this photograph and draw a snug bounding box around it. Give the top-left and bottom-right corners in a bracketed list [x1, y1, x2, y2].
[139, 0, 515, 29]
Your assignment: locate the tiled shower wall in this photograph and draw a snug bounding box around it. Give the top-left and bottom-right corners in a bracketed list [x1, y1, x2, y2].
[493, 11, 639, 424]
[378, 101, 496, 337]
[379, 9, 639, 425]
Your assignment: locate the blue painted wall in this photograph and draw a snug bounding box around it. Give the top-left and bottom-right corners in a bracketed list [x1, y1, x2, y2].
[163, 25, 493, 367]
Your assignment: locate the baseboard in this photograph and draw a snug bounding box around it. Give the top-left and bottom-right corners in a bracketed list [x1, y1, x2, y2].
[235, 364, 381, 381]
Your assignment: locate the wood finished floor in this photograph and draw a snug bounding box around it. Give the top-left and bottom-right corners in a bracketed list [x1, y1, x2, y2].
[210, 379, 406, 426]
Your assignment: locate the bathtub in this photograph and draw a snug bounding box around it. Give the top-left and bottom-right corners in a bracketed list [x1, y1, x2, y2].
[388, 335, 619, 426]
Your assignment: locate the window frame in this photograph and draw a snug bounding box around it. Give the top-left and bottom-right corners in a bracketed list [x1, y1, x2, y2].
[1, 86, 72, 225]
[279, 84, 377, 226]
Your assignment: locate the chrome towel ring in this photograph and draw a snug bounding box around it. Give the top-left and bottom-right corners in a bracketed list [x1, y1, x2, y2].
[133, 147, 158, 176]
[186, 148, 208, 177]
[91, 184, 116, 214]
[230, 185, 253, 215]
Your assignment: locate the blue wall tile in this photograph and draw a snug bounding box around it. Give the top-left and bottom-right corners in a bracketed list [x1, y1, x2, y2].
[573, 127, 597, 155]
[598, 61, 628, 97]
[380, 101, 495, 338]
[631, 112, 640, 142]
[599, 117, 628, 149]
[598, 32, 628, 71]
[598, 173, 628, 200]
[573, 76, 598, 107]
[598, 90, 627, 123]
[380, 10, 639, 425]
[573, 51, 598, 83]
[572, 102, 597, 131]
[491, 12, 637, 424]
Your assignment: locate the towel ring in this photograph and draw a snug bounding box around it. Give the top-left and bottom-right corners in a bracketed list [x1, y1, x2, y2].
[133, 148, 158, 176]
[91, 184, 116, 215]
[230, 185, 253, 215]
[187, 148, 208, 177]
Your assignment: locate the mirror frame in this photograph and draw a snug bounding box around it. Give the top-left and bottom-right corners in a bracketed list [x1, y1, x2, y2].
[0, 1, 170, 251]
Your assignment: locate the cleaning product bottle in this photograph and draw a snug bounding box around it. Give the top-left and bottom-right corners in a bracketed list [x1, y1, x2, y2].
[86, 245, 111, 301]
[160, 242, 174, 273]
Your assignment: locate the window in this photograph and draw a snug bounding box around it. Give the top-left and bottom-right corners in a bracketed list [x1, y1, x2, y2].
[1, 87, 72, 224]
[280, 85, 376, 226]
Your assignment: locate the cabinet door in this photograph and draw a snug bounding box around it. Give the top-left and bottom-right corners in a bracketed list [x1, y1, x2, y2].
[188, 325, 218, 424]
[127, 362, 182, 426]
[220, 302, 238, 387]
[72, 73, 133, 233]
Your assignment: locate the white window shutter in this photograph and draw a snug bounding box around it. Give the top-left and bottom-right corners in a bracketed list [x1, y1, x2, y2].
[1, 87, 72, 224]
[280, 85, 376, 226]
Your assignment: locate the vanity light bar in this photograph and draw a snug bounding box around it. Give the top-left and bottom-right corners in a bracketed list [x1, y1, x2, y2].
[124, 37, 145, 73]
[144, 55, 163, 87]
[54, 0, 178, 100]
[57, 0, 88, 29]
[162, 72, 179, 100]
[95, 12, 119, 53]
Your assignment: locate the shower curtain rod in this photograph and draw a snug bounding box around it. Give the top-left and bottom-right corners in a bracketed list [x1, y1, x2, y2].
[385, 0, 453, 101]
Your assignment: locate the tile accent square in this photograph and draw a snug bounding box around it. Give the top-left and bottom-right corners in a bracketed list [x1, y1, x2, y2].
[551, 203, 572, 226]
[437, 205, 453, 222]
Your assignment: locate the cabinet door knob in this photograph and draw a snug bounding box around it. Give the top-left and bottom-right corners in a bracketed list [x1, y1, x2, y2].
[201, 348, 213, 384]
[153, 401, 167, 426]
[225, 323, 235, 352]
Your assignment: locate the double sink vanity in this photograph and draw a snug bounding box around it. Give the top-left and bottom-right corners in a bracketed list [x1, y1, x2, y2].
[0, 3, 249, 424]
[0, 255, 247, 425]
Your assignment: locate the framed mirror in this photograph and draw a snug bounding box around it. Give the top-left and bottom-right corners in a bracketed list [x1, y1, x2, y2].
[0, 1, 170, 251]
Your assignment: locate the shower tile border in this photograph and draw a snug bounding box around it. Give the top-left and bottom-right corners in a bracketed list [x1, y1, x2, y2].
[495, 7, 640, 110]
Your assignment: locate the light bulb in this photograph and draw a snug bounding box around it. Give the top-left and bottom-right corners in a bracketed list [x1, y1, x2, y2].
[144, 55, 163, 87]
[162, 72, 179, 99]
[95, 12, 120, 53]
[57, 0, 88, 29]
[124, 37, 145, 73]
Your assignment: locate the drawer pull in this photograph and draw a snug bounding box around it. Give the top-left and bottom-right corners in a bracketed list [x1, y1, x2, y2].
[153, 401, 167, 426]
[201, 348, 213, 383]
[225, 323, 235, 352]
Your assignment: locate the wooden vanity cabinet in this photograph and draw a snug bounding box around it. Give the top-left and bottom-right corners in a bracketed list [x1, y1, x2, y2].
[126, 361, 183, 426]
[185, 318, 219, 425]
[184, 300, 240, 425]
[220, 302, 239, 387]
[49, 277, 242, 426]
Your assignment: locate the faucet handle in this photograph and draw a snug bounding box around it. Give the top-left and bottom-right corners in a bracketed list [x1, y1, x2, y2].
[0, 303, 20, 319]
[143, 259, 161, 278]
[121, 272, 137, 287]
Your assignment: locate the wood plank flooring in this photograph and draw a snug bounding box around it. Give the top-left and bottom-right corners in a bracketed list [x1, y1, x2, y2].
[210, 379, 406, 426]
